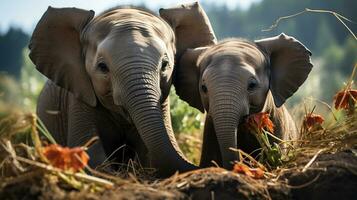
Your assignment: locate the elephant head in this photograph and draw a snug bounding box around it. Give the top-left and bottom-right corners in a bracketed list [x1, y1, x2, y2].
[29, 3, 215, 176]
[175, 33, 313, 169]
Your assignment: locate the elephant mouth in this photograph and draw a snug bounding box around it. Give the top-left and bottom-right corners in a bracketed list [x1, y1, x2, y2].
[113, 106, 132, 123]
[99, 95, 133, 123]
[238, 114, 249, 126]
[249, 104, 261, 114]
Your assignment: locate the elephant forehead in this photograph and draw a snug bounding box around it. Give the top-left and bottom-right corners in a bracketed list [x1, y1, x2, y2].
[203, 58, 256, 79]
[98, 32, 168, 60]
[204, 39, 267, 69]
[84, 9, 174, 47]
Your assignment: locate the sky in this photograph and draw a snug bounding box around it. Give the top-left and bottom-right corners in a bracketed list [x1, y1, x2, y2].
[0, 0, 261, 34]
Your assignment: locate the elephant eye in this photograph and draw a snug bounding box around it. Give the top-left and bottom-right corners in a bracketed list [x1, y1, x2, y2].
[201, 84, 208, 93]
[247, 78, 259, 92]
[97, 62, 109, 73]
[161, 59, 169, 71]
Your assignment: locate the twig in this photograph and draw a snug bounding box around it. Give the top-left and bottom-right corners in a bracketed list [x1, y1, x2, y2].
[126, 159, 137, 177]
[336, 64, 356, 112]
[36, 116, 57, 144]
[210, 160, 220, 168]
[262, 8, 356, 41]
[103, 144, 126, 163]
[263, 130, 294, 148]
[84, 165, 127, 184]
[287, 173, 321, 189]
[82, 136, 99, 149]
[302, 149, 324, 172]
[263, 10, 306, 32]
[166, 171, 179, 185]
[230, 148, 267, 171]
[28, 114, 46, 162]
[0, 169, 43, 188]
[305, 97, 338, 121]
[347, 64, 357, 89]
[1, 140, 25, 172]
[14, 156, 114, 187]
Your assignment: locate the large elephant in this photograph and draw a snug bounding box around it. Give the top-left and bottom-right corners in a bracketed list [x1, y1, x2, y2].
[174, 33, 313, 169]
[29, 3, 215, 177]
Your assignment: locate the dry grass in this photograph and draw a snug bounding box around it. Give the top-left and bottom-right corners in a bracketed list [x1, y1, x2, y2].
[1, 100, 355, 199]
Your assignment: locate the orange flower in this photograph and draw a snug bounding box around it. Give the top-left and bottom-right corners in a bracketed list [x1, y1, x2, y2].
[303, 113, 324, 131]
[233, 163, 265, 179]
[334, 89, 357, 110]
[42, 144, 89, 172]
[246, 112, 274, 133]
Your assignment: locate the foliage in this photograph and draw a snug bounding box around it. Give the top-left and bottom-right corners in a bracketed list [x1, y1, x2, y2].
[0, 73, 22, 106]
[0, 49, 45, 111]
[245, 112, 283, 168]
[169, 88, 203, 164]
[169, 87, 203, 134]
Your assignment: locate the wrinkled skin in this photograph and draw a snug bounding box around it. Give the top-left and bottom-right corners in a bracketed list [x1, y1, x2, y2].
[29, 3, 215, 177]
[175, 33, 313, 169]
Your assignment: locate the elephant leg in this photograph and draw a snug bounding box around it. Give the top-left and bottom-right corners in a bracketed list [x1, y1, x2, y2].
[93, 110, 135, 168]
[66, 93, 107, 168]
[236, 124, 261, 157]
[85, 141, 107, 167]
[37, 81, 69, 145]
[37, 81, 106, 168]
[200, 116, 222, 167]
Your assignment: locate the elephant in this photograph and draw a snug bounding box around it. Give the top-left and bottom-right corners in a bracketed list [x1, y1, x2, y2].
[29, 2, 215, 177]
[174, 33, 313, 169]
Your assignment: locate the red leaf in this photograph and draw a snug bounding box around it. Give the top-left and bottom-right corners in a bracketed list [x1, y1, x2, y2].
[42, 144, 89, 172]
[303, 113, 325, 131]
[246, 112, 275, 133]
[334, 89, 357, 110]
[233, 163, 265, 179]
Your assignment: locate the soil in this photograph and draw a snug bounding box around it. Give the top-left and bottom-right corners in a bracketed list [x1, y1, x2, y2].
[1, 150, 356, 200]
[284, 150, 357, 200]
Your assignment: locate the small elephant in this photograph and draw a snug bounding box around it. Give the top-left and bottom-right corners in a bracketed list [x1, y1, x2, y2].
[174, 33, 313, 169]
[29, 3, 215, 177]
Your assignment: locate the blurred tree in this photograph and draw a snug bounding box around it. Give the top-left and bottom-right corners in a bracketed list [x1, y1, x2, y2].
[0, 27, 29, 78]
[340, 36, 357, 77]
[315, 18, 337, 55]
[204, 0, 356, 47]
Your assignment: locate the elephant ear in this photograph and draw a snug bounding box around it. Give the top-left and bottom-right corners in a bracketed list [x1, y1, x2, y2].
[255, 33, 313, 107]
[174, 47, 208, 112]
[159, 2, 216, 59]
[29, 7, 96, 106]
[159, 2, 216, 112]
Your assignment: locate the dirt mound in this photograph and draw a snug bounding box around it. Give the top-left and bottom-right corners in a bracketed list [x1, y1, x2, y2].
[1, 150, 356, 200]
[157, 168, 290, 200]
[285, 150, 357, 200]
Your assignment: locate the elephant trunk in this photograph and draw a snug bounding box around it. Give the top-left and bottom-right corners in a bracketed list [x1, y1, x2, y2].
[209, 80, 249, 169]
[113, 65, 196, 177]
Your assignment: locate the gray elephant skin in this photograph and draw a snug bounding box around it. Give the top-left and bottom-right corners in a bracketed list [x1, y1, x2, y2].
[29, 3, 215, 177]
[175, 30, 313, 169]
